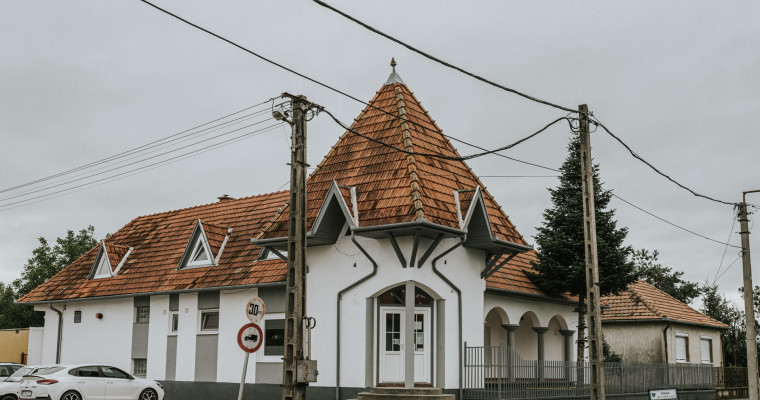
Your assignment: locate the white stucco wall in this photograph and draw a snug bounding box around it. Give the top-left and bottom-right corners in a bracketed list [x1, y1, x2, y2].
[305, 234, 485, 390]
[174, 293, 198, 381]
[146, 295, 169, 380]
[35, 298, 134, 370]
[218, 288, 259, 383]
[27, 327, 44, 366]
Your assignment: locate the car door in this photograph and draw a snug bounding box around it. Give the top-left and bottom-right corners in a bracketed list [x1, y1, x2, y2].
[73, 366, 106, 400]
[100, 366, 139, 400]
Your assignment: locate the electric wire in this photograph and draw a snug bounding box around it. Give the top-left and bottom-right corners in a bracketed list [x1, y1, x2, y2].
[0, 122, 285, 209]
[0, 123, 286, 212]
[592, 117, 734, 206]
[311, 0, 578, 115]
[713, 211, 739, 285]
[0, 99, 274, 194]
[4, 109, 273, 200]
[322, 108, 570, 162]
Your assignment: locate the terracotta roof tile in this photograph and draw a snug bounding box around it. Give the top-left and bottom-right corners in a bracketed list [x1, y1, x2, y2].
[601, 280, 727, 329]
[18, 191, 288, 303]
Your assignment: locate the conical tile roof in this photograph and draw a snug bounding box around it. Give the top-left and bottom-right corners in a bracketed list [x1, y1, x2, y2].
[257, 75, 527, 247]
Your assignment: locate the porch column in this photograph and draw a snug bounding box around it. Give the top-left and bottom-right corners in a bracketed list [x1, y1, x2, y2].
[560, 329, 575, 382]
[405, 280, 415, 388]
[502, 324, 519, 382]
[533, 327, 549, 382]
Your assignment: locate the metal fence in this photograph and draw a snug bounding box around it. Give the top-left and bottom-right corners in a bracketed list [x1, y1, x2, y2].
[463, 342, 717, 399]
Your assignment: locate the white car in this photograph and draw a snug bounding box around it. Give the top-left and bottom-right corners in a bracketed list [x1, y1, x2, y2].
[18, 364, 164, 400]
[0, 364, 23, 381]
[1, 366, 57, 400]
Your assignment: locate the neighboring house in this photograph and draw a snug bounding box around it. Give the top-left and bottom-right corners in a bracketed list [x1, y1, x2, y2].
[17, 62, 579, 399]
[602, 280, 727, 365]
[0, 328, 29, 364]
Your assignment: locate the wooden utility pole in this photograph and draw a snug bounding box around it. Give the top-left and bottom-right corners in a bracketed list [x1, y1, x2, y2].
[283, 95, 309, 400]
[739, 190, 760, 400]
[578, 104, 606, 400]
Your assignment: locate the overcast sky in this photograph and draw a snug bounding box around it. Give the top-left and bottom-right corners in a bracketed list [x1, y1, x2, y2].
[1, 1, 758, 307]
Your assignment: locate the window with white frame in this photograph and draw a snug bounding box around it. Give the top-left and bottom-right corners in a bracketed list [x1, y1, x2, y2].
[264, 318, 285, 356]
[199, 310, 219, 332]
[135, 306, 150, 324]
[169, 311, 179, 334]
[676, 334, 689, 363]
[701, 337, 713, 364]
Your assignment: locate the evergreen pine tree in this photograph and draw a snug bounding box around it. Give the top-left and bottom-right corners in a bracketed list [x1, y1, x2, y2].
[527, 134, 636, 362]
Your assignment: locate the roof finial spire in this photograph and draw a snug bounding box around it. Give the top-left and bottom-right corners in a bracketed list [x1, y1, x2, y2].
[385, 57, 404, 85]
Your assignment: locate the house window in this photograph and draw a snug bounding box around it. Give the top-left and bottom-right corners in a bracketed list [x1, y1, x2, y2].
[701, 337, 713, 364]
[135, 306, 150, 324]
[74, 311, 82, 323]
[258, 248, 287, 261]
[199, 310, 219, 332]
[132, 359, 147, 377]
[169, 312, 179, 334]
[676, 334, 689, 363]
[264, 319, 285, 356]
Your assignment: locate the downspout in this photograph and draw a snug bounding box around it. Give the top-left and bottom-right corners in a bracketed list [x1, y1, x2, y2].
[336, 234, 378, 400]
[48, 303, 63, 364]
[663, 318, 672, 363]
[431, 237, 465, 400]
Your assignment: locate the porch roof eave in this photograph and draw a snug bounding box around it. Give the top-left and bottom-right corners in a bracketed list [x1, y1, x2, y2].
[485, 286, 578, 306]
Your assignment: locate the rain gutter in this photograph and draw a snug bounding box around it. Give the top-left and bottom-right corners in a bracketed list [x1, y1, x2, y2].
[430, 236, 465, 400]
[48, 303, 63, 363]
[336, 234, 378, 400]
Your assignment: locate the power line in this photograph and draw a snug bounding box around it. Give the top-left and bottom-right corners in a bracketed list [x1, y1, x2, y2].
[0, 117, 275, 202]
[0, 99, 273, 194]
[322, 108, 570, 162]
[0, 122, 285, 209]
[714, 211, 739, 284]
[311, 0, 578, 115]
[480, 175, 558, 178]
[592, 117, 735, 206]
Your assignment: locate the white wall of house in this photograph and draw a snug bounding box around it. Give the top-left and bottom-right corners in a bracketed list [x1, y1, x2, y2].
[218, 288, 258, 383]
[666, 324, 724, 366]
[27, 327, 44, 366]
[147, 295, 169, 380]
[35, 298, 134, 370]
[175, 293, 198, 381]
[305, 234, 486, 390]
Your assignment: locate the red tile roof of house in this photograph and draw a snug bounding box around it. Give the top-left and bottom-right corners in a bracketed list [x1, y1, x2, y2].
[18, 68, 559, 303]
[18, 191, 289, 303]
[601, 280, 727, 329]
[256, 82, 527, 246]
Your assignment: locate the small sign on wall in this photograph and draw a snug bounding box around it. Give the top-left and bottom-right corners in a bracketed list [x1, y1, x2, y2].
[649, 386, 679, 400]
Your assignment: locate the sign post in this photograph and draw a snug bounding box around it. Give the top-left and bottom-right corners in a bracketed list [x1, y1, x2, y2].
[238, 298, 265, 400]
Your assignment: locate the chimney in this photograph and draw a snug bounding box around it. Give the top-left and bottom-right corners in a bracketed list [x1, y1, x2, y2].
[217, 194, 234, 202]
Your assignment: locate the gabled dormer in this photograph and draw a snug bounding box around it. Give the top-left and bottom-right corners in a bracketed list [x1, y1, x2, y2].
[178, 219, 231, 269]
[89, 241, 132, 279]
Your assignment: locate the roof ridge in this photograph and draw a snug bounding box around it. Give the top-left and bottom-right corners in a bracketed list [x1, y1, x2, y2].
[633, 280, 728, 327]
[132, 190, 288, 220]
[393, 85, 425, 221]
[627, 284, 662, 318]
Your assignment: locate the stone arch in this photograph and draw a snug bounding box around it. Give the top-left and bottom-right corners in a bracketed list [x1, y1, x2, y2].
[514, 311, 540, 359]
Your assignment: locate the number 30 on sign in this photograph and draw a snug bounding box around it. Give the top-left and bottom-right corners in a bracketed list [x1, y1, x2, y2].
[246, 297, 265, 323]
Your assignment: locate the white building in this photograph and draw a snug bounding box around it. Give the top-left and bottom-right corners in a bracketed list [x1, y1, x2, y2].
[19, 63, 579, 400]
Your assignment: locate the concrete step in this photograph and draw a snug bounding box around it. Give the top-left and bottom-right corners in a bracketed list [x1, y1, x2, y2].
[353, 386, 454, 400]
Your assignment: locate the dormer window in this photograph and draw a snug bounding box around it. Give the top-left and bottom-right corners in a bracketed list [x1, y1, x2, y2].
[178, 220, 231, 269]
[258, 248, 287, 261]
[89, 241, 133, 280]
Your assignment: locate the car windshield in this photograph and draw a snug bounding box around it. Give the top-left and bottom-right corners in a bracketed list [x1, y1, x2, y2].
[0, 364, 21, 378]
[4, 366, 32, 382]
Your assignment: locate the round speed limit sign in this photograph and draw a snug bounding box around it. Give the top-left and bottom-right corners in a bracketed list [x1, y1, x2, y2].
[246, 297, 265, 323]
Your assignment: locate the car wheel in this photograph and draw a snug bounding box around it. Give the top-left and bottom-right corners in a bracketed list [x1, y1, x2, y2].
[139, 388, 158, 400]
[61, 391, 82, 400]
[1, 394, 16, 400]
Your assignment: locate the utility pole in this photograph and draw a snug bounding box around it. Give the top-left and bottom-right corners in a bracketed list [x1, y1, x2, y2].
[740, 190, 760, 400]
[578, 104, 606, 400]
[282, 94, 309, 400]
